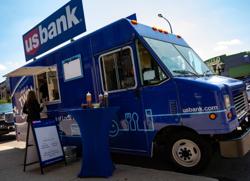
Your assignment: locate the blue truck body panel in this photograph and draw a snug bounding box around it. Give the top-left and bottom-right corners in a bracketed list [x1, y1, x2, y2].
[9, 17, 249, 156]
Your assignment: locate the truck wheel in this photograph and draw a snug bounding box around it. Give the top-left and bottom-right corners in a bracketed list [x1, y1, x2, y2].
[167, 131, 211, 173]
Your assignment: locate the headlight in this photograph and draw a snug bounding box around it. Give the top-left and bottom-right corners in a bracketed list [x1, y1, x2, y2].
[224, 94, 231, 110]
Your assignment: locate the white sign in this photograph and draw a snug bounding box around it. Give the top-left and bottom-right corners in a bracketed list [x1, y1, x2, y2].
[34, 124, 64, 164]
[26, 124, 39, 164]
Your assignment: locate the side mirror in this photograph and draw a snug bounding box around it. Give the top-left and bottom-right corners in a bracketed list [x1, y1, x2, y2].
[143, 70, 156, 81]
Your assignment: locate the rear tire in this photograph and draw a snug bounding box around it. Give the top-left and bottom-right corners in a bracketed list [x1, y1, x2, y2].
[166, 131, 211, 173]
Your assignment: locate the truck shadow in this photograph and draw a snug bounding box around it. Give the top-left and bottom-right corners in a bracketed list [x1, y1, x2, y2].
[201, 151, 250, 181]
[112, 153, 173, 171]
[112, 151, 248, 181]
[0, 132, 16, 143]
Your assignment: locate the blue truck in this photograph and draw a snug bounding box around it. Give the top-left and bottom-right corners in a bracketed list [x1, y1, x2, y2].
[6, 15, 250, 173]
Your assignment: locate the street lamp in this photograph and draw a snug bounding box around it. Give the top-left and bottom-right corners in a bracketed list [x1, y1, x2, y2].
[158, 13, 173, 34]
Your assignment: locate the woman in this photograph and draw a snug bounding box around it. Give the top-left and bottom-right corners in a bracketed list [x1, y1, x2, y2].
[23, 91, 44, 122]
[23, 91, 45, 172]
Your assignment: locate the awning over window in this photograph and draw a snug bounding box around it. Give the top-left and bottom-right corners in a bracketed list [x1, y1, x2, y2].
[4, 66, 55, 77]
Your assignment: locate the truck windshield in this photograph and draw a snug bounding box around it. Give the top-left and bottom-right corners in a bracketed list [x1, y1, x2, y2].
[144, 37, 213, 76]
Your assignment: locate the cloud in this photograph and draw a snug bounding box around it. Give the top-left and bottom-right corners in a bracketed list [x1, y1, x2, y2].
[0, 64, 7, 71]
[217, 39, 242, 46]
[6, 61, 26, 68]
[0, 59, 27, 82]
[214, 39, 242, 52]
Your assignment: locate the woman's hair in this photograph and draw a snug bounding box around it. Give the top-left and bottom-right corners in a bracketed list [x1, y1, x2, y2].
[27, 90, 38, 104]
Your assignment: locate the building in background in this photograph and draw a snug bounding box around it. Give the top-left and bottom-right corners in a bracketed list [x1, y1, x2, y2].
[0, 79, 10, 101]
[205, 51, 250, 80]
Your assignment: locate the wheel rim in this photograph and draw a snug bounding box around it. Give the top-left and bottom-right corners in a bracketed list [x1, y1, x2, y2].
[172, 139, 201, 168]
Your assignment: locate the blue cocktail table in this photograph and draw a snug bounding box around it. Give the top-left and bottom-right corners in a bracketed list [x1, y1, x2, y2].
[68, 107, 118, 177]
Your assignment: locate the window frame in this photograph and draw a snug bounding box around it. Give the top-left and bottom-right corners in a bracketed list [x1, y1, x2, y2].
[34, 65, 61, 105]
[98, 46, 138, 93]
[62, 54, 83, 82]
[135, 39, 169, 87]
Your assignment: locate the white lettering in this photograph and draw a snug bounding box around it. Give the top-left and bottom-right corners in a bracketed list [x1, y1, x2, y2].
[39, 5, 79, 44]
[66, 5, 79, 29]
[32, 34, 39, 48]
[48, 22, 57, 39]
[56, 15, 67, 35]
[182, 106, 219, 113]
[39, 25, 48, 44]
[25, 38, 33, 53]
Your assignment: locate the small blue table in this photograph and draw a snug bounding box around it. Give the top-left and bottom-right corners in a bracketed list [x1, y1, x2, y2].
[68, 107, 118, 177]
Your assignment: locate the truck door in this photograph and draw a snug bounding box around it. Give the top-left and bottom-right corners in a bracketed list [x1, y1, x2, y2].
[98, 46, 149, 155]
[136, 40, 180, 150]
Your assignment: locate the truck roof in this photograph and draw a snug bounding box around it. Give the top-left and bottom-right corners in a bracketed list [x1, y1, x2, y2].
[29, 17, 189, 63]
[130, 20, 189, 47]
[7, 16, 190, 74]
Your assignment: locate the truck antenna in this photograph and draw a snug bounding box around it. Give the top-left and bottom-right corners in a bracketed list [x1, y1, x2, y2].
[158, 13, 173, 34]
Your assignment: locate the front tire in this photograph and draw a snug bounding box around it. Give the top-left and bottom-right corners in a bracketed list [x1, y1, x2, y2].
[167, 131, 211, 173]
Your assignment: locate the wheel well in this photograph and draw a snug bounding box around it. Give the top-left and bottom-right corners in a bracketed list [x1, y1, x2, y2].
[153, 126, 198, 145]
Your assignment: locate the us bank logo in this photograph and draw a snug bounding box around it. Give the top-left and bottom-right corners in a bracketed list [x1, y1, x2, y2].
[24, 5, 80, 55]
[23, 0, 86, 61]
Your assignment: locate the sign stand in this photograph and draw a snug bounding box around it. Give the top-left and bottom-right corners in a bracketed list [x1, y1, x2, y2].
[23, 120, 66, 174]
[23, 121, 42, 173]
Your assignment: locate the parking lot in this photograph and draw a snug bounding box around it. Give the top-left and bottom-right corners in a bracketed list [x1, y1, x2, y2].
[113, 149, 250, 181]
[0, 133, 217, 181]
[0, 132, 249, 181]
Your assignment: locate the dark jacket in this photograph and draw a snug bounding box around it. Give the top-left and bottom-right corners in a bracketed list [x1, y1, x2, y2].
[23, 100, 43, 122]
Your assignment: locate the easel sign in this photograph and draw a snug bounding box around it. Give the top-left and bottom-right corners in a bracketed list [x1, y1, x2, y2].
[24, 119, 66, 174]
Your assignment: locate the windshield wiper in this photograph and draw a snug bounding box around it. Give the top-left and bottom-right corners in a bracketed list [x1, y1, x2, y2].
[173, 70, 199, 77]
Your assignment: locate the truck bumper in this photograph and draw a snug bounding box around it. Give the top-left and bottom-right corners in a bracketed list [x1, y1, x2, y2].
[219, 125, 250, 158]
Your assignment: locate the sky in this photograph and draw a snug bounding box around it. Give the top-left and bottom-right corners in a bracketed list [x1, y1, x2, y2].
[0, 0, 249, 82]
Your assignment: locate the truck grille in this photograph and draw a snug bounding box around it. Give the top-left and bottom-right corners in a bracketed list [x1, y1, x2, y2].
[233, 91, 249, 119]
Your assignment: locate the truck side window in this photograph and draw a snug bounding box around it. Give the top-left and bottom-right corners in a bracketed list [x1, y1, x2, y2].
[100, 48, 136, 92]
[137, 41, 167, 86]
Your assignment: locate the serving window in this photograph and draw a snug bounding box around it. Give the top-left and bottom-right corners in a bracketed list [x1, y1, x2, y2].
[100, 47, 136, 92]
[35, 66, 60, 103]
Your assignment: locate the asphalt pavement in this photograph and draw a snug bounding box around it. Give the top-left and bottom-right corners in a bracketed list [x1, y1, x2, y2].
[0, 133, 216, 181]
[112, 145, 250, 181]
[2, 132, 250, 181]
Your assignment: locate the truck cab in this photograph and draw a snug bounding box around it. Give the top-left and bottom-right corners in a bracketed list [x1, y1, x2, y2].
[99, 19, 250, 172]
